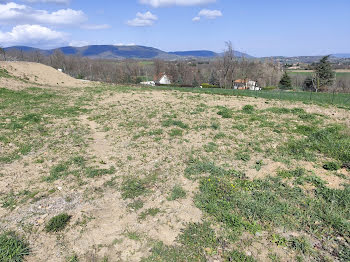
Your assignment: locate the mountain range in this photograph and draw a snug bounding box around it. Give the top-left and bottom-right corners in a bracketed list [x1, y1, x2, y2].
[4, 45, 251, 60]
[3, 45, 350, 61]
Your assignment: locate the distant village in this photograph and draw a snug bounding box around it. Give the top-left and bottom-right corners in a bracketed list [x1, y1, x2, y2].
[141, 72, 261, 90]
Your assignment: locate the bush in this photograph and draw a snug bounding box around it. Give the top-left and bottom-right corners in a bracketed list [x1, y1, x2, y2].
[323, 161, 340, 171]
[45, 213, 71, 232]
[0, 232, 30, 262]
[242, 105, 254, 114]
[201, 83, 220, 89]
[217, 106, 233, 118]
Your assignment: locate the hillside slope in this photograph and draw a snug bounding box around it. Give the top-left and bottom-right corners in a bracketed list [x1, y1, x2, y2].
[0, 61, 90, 89]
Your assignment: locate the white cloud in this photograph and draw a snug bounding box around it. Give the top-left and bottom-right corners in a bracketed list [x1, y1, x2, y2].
[81, 24, 110, 30]
[114, 43, 136, 46]
[127, 11, 157, 27]
[0, 2, 86, 26]
[140, 0, 216, 7]
[69, 40, 89, 47]
[22, 0, 70, 4]
[0, 24, 68, 48]
[193, 8, 222, 21]
[192, 16, 200, 22]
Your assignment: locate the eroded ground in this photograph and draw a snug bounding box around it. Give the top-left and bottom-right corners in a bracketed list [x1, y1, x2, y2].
[0, 84, 349, 262]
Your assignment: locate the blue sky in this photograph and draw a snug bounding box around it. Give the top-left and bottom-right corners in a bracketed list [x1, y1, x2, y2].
[0, 0, 349, 57]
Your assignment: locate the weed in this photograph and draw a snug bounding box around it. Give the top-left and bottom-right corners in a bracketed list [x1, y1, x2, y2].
[242, 105, 254, 114]
[66, 254, 79, 262]
[169, 128, 183, 137]
[127, 200, 144, 211]
[281, 125, 350, 166]
[233, 124, 247, 131]
[323, 161, 341, 171]
[217, 106, 234, 118]
[277, 168, 306, 179]
[254, 160, 263, 171]
[86, 166, 116, 178]
[214, 132, 226, 139]
[162, 119, 189, 129]
[288, 236, 312, 254]
[167, 185, 186, 201]
[139, 208, 160, 220]
[148, 129, 163, 136]
[224, 250, 256, 262]
[211, 122, 220, 130]
[45, 213, 71, 232]
[203, 142, 218, 153]
[125, 231, 142, 241]
[121, 178, 147, 199]
[0, 232, 30, 262]
[1, 192, 17, 210]
[143, 223, 218, 261]
[235, 151, 251, 162]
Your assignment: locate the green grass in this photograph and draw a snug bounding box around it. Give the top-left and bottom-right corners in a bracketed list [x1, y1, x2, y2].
[162, 119, 189, 129]
[168, 128, 183, 137]
[143, 223, 219, 262]
[140, 86, 350, 109]
[217, 106, 234, 118]
[182, 158, 350, 261]
[281, 125, 350, 166]
[121, 177, 148, 199]
[127, 200, 144, 211]
[139, 208, 161, 220]
[0, 68, 12, 78]
[45, 213, 71, 232]
[0, 232, 30, 262]
[167, 185, 187, 201]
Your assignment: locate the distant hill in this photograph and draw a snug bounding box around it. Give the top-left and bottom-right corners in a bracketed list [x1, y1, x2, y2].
[170, 50, 252, 58]
[332, 53, 350, 58]
[4, 45, 252, 60]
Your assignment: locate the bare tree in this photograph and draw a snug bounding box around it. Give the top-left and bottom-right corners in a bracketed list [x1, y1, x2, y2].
[0, 47, 6, 61]
[218, 41, 235, 88]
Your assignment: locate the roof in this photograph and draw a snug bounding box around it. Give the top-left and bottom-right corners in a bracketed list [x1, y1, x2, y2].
[154, 72, 169, 81]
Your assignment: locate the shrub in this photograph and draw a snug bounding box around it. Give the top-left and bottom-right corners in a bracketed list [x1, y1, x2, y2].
[323, 161, 340, 171]
[242, 105, 254, 114]
[201, 83, 220, 89]
[45, 213, 71, 232]
[0, 232, 30, 262]
[217, 106, 233, 118]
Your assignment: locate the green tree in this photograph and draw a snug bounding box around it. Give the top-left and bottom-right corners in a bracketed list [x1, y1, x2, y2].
[314, 55, 335, 91]
[279, 71, 292, 89]
[192, 78, 199, 87]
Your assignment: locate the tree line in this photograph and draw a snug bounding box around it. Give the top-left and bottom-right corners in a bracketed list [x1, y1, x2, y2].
[1, 44, 349, 92]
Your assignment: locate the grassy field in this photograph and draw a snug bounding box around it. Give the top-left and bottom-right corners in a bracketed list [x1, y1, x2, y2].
[142, 86, 350, 109]
[287, 70, 350, 77]
[0, 84, 349, 262]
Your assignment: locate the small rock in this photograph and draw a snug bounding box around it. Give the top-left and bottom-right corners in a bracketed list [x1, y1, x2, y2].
[57, 186, 62, 191]
[255, 232, 262, 237]
[246, 251, 252, 256]
[37, 219, 45, 224]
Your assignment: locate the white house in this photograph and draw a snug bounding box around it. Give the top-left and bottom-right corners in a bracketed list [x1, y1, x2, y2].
[155, 73, 172, 85]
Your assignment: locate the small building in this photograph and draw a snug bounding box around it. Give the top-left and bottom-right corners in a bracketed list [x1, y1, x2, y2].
[154, 73, 172, 85]
[234, 79, 260, 91]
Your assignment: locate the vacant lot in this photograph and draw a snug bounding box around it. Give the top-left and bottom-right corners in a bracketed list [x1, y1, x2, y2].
[0, 80, 349, 261]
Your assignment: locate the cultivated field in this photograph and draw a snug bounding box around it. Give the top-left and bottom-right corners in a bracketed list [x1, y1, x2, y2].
[0, 65, 350, 262]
